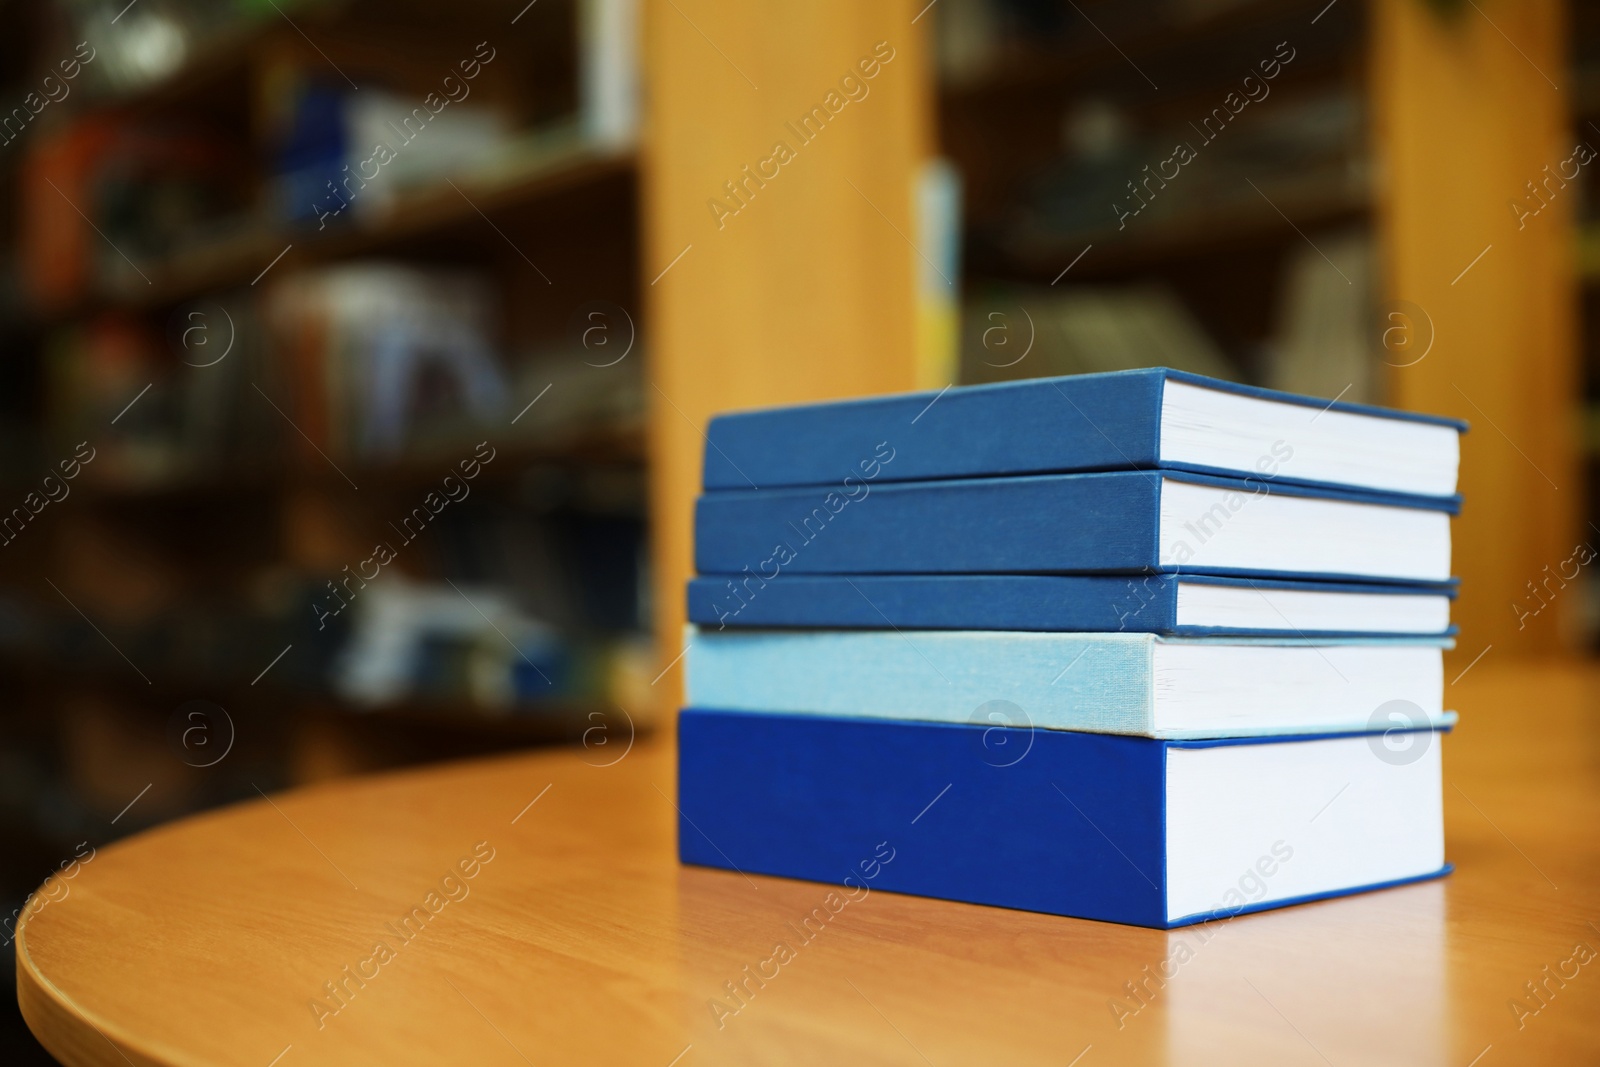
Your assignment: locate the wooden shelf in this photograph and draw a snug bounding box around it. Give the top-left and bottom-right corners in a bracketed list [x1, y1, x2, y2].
[0, 649, 638, 729]
[299, 696, 643, 741]
[290, 693, 648, 780]
[64, 418, 644, 503]
[1577, 221, 1600, 280]
[46, 145, 635, 321]
[73, 0, 521, 117]
[937, 0, 1355, 105]
[97, 22, 263, 119]
[1583, 403, 1600, 456]
[975, 181, 1369, 283]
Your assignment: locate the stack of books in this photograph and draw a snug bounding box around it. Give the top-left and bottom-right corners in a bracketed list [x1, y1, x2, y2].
[677, 368, 1464, 928]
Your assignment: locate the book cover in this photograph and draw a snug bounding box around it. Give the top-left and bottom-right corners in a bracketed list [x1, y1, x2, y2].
[694, 470, 1457, 584]
[685, 629, 1454, 739]
[702, 367, 1466, 497]
[678, 709, 1450, 929]
[687, 573, 1458, 636]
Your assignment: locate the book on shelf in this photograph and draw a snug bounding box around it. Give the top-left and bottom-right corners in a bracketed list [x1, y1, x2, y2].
[22, 117, 122, 306]
[678, 709, 1448, 929]
[961, 285, 1239, 387]
[579, 0, 641, 149]
[263, 262, 510, 462]
[1267, 232, 1380, 405]
[686, 573, 1456, 636]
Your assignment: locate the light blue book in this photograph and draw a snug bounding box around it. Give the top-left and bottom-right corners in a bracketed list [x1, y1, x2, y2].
[685, 629, 1455, 739]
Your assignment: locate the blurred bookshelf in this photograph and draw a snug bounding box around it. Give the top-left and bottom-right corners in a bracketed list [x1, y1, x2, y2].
[932, 0, 1377, 399]
[0, 0, 647, 1031]
[922, 0, 1581, 658]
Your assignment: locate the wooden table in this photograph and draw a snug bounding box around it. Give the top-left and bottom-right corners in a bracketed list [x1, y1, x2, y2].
[17, 662, 1600, 1066]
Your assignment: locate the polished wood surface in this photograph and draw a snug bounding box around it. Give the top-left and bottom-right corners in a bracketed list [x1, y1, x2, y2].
[17, 661, 1600, 1065]
[640, 0, 930, 713]
[1372, 0, 1579, 657]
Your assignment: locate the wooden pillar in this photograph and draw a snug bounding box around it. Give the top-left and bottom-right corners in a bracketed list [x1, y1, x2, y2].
[641, 1, 931, 708]
[1371, 0, 1579, 657]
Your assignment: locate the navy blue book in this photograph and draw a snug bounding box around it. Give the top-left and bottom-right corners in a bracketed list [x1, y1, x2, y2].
[703, 368, 1465, 501]
[694, 470, 1457, 584]
[678, 709, 1449, 929]
[688, 573, 1457, 636]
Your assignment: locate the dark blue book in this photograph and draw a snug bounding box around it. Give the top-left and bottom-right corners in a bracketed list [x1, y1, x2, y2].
[678, 709, 1449, 929]
[688, 573, 1457, 636]
[703, 368, 1465, 500]
[694, 470, 1457, 584]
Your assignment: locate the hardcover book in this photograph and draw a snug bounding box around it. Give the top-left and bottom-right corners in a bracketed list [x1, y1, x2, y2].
[702, 367, 1465, 499]
[688, 573, 1456, 636]
[686, 629, 1454, 738]
[694, 470, 1456, 584]
[677, 709, 1449, 929]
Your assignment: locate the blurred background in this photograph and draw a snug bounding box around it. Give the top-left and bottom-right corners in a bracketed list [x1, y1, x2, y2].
[0, 0, 1583, 1058]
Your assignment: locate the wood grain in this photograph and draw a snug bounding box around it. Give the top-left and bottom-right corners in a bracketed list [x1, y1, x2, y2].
[1371, 0, 1579, 658]
[16, 661, 1600, 1065]
[640, 0, 931, 715]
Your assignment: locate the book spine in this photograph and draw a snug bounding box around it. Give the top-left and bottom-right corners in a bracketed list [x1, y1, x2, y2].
[677, 709, 1170, 927]
[579, 0, 639, 148]
[686, 574, 1187, 633]
[701, 369, 1166, 490]
[693, 472, 1163, 575]
[686, 630, 1156, 733]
